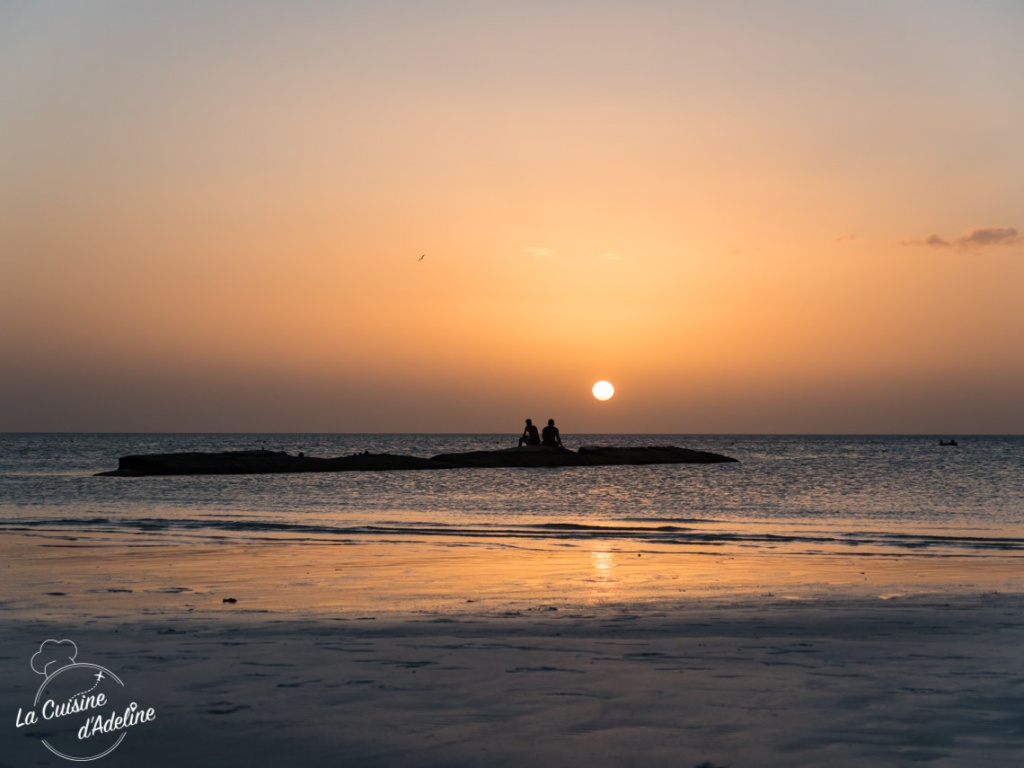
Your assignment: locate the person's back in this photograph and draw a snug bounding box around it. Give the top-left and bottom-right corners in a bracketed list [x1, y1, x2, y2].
[519, 419, 540, 447]
[541, 419, 562, 448]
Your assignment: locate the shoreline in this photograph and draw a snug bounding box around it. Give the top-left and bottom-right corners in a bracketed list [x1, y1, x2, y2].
[5, 530, 1024, 622]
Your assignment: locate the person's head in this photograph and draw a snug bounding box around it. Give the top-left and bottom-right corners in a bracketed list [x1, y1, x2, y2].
[525, 419, 532, 425]
[548, 419, 555, 426]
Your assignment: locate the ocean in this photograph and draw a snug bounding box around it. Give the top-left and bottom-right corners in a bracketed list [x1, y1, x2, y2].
[2, 433, 1022, 560]
[5, 434, 1024, 765]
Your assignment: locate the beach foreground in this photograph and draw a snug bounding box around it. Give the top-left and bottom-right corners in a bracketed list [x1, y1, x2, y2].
[4, 596, 1023, 767]
[3, 533, 1023, 767]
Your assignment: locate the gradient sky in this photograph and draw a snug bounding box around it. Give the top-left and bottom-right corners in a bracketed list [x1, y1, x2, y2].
[2, 1, 1023, 433]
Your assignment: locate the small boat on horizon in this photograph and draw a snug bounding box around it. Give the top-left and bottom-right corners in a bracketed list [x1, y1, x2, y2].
[939, 439, 958, 447]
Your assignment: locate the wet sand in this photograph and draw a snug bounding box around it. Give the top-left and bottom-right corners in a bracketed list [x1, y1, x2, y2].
[3, 532, 1024, 766]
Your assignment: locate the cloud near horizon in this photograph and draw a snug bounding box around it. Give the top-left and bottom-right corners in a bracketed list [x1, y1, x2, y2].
[905, 227, 1022, 250]
[523, 246, 555, 259]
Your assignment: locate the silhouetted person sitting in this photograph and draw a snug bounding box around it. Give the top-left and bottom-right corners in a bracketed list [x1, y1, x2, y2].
[541, 419, 563, 448]
[519, 418, 541, 447]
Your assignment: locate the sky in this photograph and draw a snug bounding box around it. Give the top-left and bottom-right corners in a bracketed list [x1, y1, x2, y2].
[2, 1, 1023, 434]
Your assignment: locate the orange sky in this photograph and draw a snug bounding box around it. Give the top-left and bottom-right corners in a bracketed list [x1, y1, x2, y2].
[2, 1, 1023, 433]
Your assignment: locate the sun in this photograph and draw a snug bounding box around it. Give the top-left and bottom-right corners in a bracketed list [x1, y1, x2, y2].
[592, 380, 615, 401]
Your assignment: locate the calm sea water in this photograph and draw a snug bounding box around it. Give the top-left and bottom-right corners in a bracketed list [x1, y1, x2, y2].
[1, 434, 1022, 557]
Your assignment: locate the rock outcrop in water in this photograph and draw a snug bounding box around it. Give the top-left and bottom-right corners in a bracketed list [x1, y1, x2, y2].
[96, 445, 737, 477]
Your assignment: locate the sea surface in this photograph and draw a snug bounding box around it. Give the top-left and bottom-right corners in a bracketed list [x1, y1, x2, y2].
[2, 433, 1022, 561]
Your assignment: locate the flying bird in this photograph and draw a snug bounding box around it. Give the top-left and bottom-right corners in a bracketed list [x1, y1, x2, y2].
[418, 254, 425, 261]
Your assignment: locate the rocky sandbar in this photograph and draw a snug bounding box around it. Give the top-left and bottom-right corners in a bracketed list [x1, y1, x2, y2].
[97, 445, 736, 476]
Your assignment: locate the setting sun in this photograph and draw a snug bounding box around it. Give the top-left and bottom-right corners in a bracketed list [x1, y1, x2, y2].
[1, 2, 1022, 437]
[592, 381, 615, 401]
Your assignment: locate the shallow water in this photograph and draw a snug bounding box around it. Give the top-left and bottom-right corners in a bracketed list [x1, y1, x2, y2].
[2, 433, 1022, 559]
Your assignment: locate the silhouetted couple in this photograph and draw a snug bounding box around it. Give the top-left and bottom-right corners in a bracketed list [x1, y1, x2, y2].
[519, 418, 563, 448]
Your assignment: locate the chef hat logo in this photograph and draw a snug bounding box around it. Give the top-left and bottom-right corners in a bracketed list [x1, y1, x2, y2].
[31, 639, 79, 676]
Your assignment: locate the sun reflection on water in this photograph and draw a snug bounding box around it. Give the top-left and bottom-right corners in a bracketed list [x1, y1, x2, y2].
[591, 549, 615, 573]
